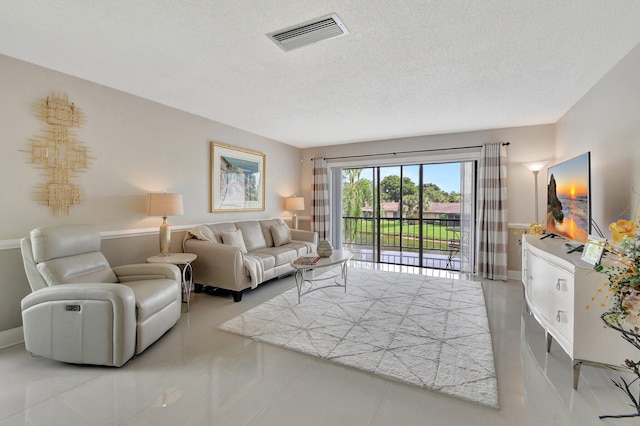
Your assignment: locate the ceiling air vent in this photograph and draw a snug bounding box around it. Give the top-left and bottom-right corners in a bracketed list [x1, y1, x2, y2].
[267, 13, 349, 52]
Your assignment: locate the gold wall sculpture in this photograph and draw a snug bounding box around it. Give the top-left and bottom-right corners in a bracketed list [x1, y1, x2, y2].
[21, 92, 92, 216]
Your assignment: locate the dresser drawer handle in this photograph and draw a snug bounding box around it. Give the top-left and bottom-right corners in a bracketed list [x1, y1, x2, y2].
[556, 279, 563, 291]
[556, 311, 562, 322]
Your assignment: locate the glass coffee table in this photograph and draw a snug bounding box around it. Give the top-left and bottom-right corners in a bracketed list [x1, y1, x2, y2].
[290, 249, 352, 303]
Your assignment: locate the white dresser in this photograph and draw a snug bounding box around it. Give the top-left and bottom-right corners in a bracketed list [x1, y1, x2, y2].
[521, 234, 633, 388]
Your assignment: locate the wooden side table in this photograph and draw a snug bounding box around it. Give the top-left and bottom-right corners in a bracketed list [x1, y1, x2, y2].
[147, 253, 197, 312]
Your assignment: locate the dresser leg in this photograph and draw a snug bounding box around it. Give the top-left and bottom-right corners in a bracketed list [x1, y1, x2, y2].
[546, 331, 553, 353]
[573, 362, 582, 389]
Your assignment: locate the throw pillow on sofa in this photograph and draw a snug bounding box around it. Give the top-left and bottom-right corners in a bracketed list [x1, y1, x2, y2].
[271, 223, 291, 246]
[221, 229, 248, 253]
[189, 225, 218, 242]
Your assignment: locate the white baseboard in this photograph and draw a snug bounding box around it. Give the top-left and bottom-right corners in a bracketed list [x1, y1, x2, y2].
[508, 270, 522, 281]
[0, 327, 23, 350]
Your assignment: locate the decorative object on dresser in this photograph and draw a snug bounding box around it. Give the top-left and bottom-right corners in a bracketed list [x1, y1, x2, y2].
[521, 234, 634, 389]
[219, 267, 498, 409]
[285, 196, 305, 229]
[148, 192, 184, 256]
[211, 142, 265, 212]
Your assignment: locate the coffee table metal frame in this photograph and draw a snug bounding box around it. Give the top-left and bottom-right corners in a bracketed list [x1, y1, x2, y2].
[290, 249, 353, 303]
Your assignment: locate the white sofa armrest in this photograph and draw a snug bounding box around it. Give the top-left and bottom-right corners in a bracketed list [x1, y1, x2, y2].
[21, 283, 137, 367]
[184, 238, 247, 291]
[113, 263, 181, 283]
[291, 229, 318, 247]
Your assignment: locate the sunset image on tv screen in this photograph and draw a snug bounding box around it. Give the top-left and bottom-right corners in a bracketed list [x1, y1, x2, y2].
[546, 153, 590, 243]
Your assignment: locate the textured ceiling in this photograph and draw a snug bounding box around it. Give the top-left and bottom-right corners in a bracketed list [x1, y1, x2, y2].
[2, 1, 640, 148]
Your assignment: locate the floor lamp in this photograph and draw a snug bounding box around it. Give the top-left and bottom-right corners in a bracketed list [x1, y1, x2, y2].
[522, 161, 548, 224]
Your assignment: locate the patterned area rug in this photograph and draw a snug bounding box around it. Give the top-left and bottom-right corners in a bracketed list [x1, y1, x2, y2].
[219, 267, 499, 408]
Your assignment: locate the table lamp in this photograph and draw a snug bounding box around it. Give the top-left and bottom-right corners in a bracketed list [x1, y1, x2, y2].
[148, 193, 183, 255]
[285, 196, 305, 229]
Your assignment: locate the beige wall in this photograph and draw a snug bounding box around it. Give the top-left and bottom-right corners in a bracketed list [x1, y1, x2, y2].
[0, 54, 303, 336]
[556, 42, 640, 227]
[0, 54, 303, 239]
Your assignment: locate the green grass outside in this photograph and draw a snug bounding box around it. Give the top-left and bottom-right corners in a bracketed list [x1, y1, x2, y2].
[342, 219, 459, 251]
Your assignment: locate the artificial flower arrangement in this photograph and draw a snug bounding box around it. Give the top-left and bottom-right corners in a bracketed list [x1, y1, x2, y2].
[528, 222, 545, 235]
[594, 214, 640, 328]
[589, 204, 640, 419]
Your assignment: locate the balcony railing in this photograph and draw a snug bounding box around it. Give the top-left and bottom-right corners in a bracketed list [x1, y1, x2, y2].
[342, 216, 461, 270]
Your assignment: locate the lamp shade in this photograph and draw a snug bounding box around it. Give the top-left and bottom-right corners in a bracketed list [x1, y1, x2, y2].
[285, 196, 305, 211]
[148, 193, 184, 216]
[522, 161, 548, 173]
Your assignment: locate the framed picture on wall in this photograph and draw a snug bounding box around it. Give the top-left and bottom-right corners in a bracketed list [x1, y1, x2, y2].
[211, 142, 265, 212]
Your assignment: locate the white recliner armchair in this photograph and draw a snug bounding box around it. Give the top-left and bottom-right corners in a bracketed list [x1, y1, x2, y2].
[20, 224, 182, 367]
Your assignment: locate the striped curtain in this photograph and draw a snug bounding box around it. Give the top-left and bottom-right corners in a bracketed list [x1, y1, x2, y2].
[476, 143, 508, 280]
[312, 158, 330, 241]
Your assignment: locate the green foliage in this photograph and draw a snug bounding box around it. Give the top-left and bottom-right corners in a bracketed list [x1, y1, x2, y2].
[402, 194, 419, 218]
[342, 169, 373, 241]
[423, 183, 459, 203]
[380, 175, 417, 202]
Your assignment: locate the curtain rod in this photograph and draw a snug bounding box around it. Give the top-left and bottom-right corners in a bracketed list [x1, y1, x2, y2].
[315, 142, 509, 161]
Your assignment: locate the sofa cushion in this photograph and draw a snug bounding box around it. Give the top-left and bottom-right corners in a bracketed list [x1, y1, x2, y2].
[189, 225, 217, 242]
[252, 246, 297, 267]
[37, 252, 118, 285]
[124, 279, 178, 322]
[259, 219, 283, 247]
[285, 241, 316, 256]
[235, 221, 268, 251]
[271, 223, 291, 246]
[208, 222, 238, 243]
[220, 229, 247, 253]
[245, 251, 275, 270]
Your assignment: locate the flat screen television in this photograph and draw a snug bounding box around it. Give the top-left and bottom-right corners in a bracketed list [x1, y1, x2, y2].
[546, 152, 591, 243]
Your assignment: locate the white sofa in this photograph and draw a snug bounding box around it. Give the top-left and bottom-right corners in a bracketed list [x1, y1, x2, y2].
[184, 219, 317, 301]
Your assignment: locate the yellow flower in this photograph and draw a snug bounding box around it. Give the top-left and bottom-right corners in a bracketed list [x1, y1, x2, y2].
[609, 219, 638, 243]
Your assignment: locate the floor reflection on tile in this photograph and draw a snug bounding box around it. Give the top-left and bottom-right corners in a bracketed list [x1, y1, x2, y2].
[1, 265, 635, 425]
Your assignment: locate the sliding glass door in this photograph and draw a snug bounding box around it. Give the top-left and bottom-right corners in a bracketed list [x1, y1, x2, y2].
[342, 167, 377, 262]
[341, 161, 474, 272]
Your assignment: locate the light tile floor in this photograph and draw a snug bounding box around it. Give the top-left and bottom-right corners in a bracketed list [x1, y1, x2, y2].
[0, 265, 637, 425]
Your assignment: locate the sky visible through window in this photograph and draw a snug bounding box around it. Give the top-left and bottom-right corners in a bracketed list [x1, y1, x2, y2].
[353, 163, 460, 193]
